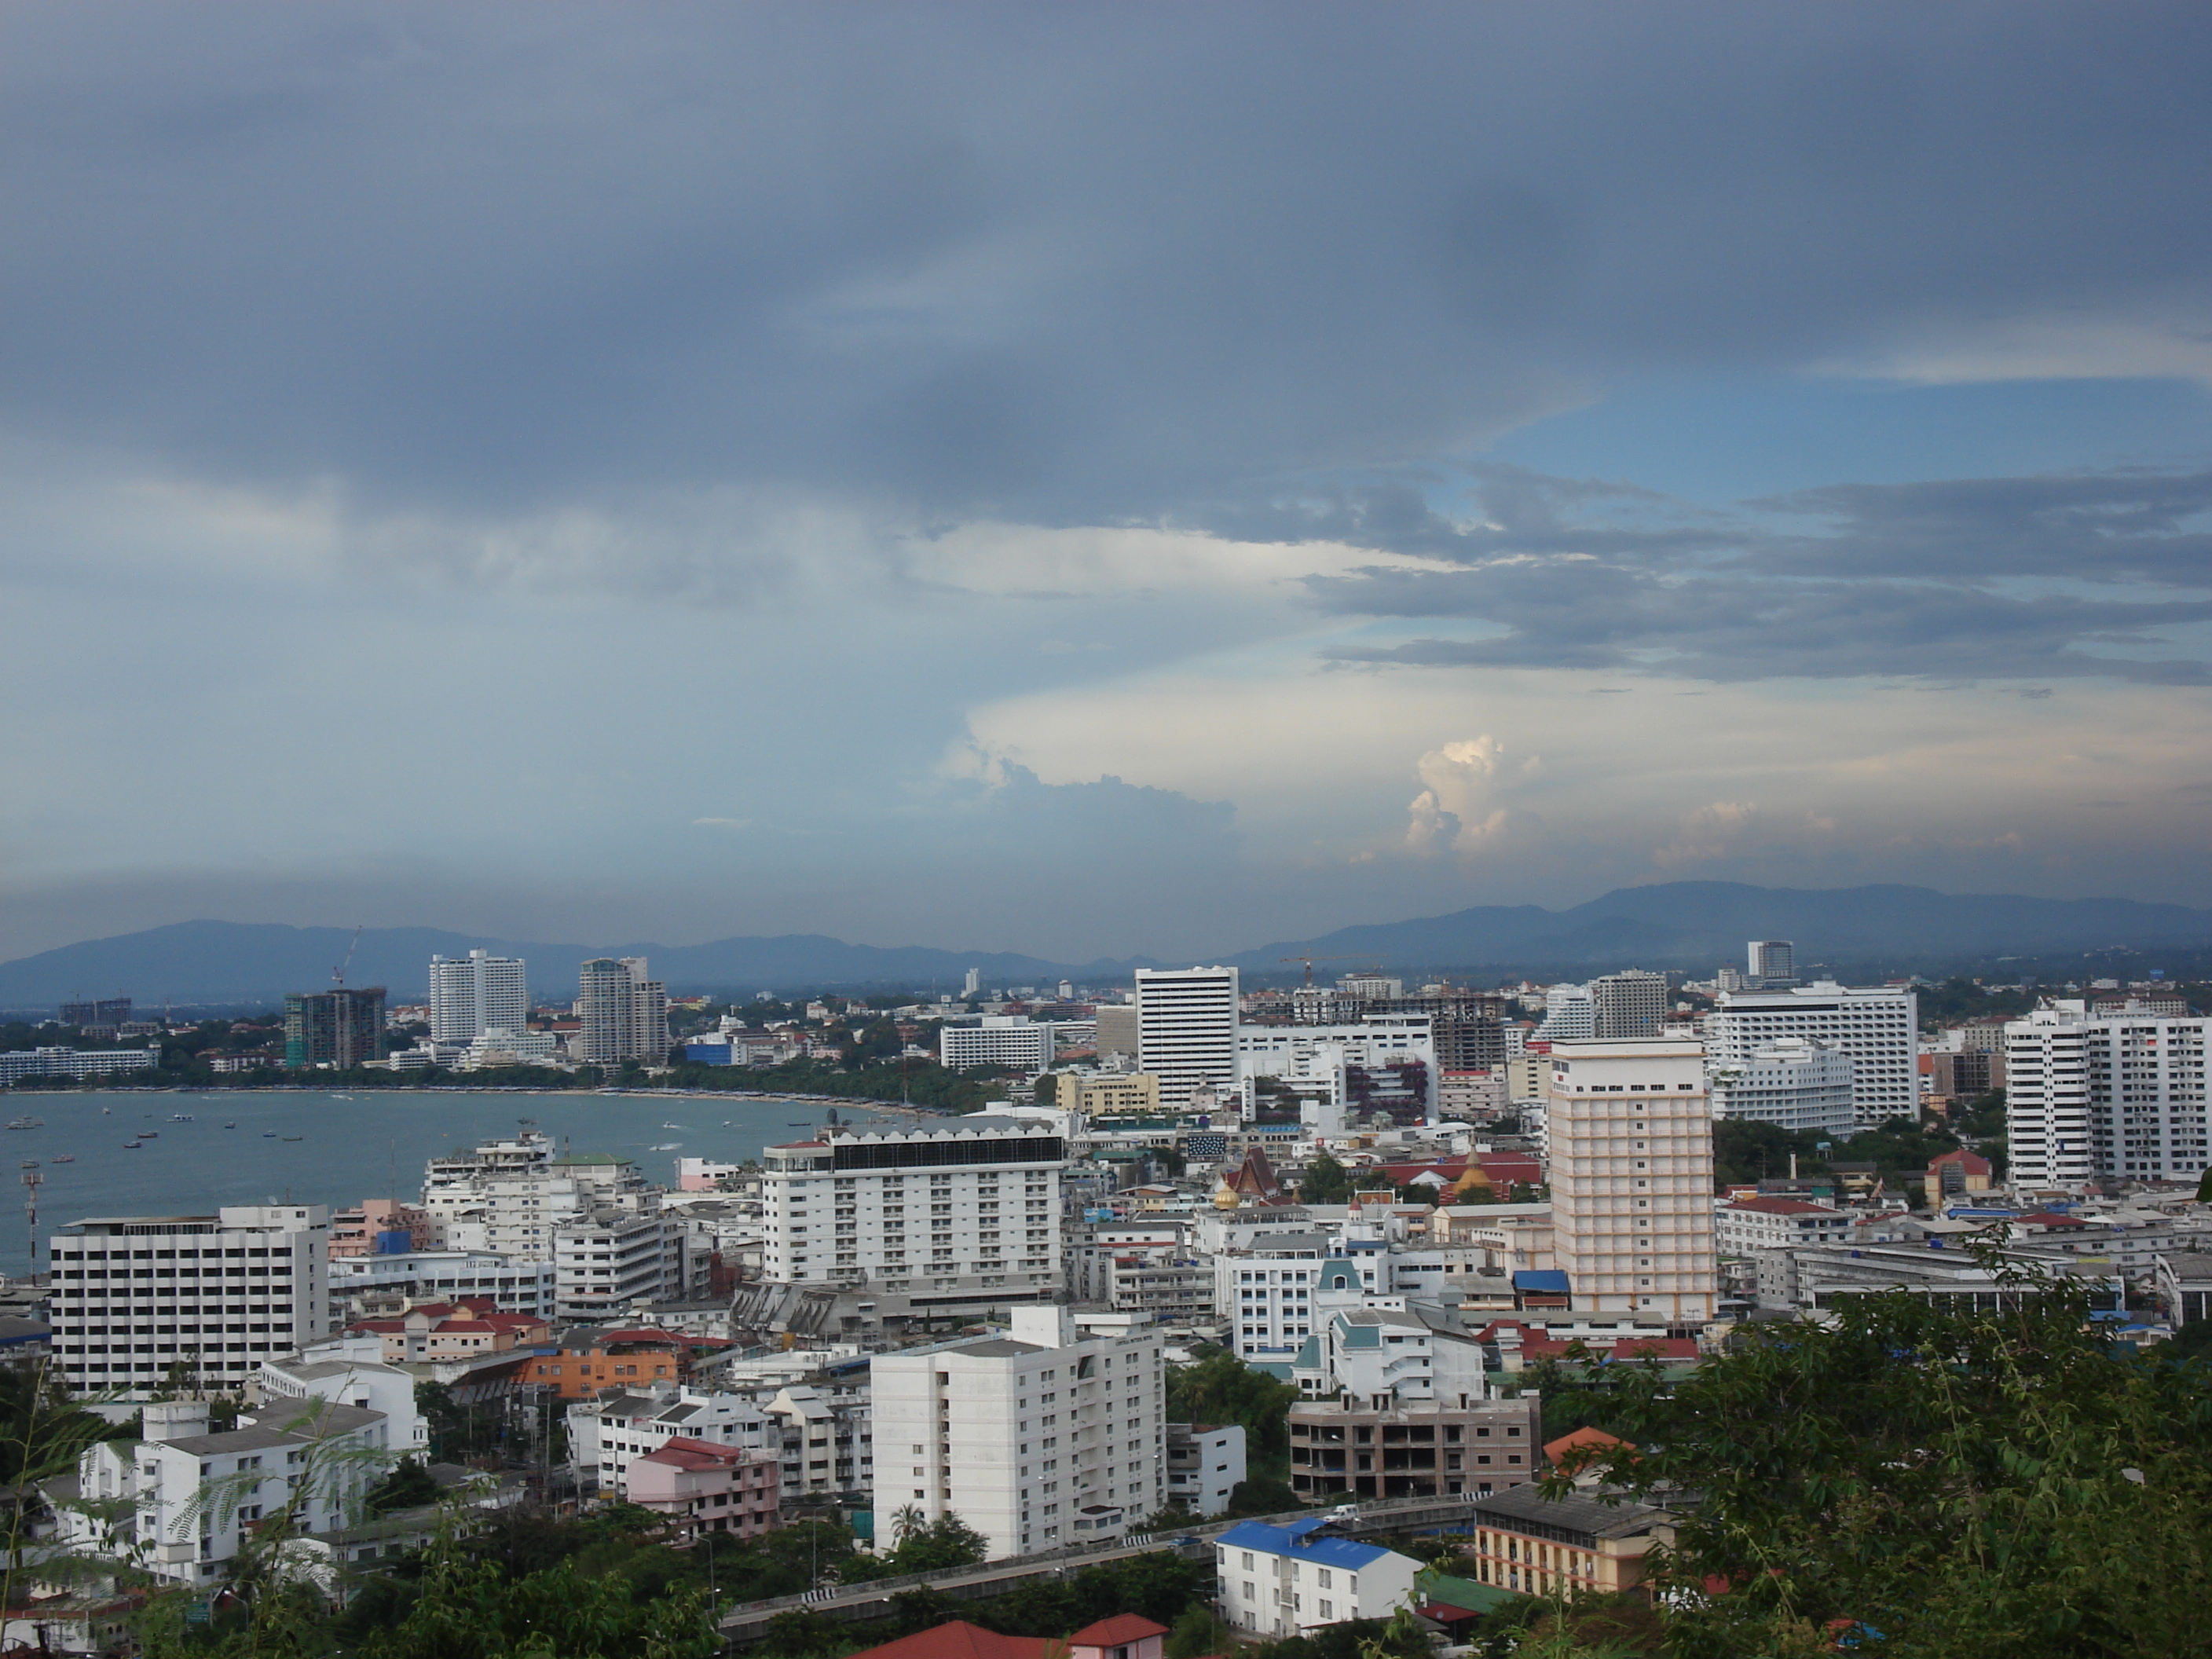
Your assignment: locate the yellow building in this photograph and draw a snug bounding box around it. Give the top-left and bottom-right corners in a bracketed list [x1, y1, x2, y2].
[1073, 1072, 1163, 1119]
[1466, 1485, 1670, 1599]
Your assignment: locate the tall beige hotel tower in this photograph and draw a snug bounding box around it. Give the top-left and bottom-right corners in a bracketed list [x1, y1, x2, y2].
[1544, 1037, 1717, 1320]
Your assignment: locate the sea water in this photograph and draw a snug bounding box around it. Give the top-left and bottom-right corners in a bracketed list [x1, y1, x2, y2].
[0, 1088, 884, 1276]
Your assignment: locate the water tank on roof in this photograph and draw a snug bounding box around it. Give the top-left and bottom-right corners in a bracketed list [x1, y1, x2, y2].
[375, 1229, 413, 1254]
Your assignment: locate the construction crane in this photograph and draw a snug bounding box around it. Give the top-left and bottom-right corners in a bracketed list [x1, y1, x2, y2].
[1279, 954, 1386, 987]
[332, 925, 364, 988]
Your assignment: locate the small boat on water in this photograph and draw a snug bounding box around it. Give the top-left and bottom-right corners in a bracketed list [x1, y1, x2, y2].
[786, 1121, 810, 1126]
[223, 1122, 236, 1130]
[170, 1113, 193, 1122]
[137, 1130, 159, 1139]
[5, 1117, 41, 1130]
[650, 1142, 680, 1151]
[661, 1122, 685, 1130]
[19, 1160, 37, 1170]
[51, 1154, 74, 1164]
[262, 1131, 277, 1138]
[280, 1135, 303, 1142]
[122, 1141, 141, 1150]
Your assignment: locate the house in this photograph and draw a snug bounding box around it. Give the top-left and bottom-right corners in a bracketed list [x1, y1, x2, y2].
[627, 1436, 781, 1540]
[1215, 1517, 1420, 1635]
[840, 1615, 1170, 1659]
[522, 1327, 695, 1400]
[1542, 1426, 1632, 1477]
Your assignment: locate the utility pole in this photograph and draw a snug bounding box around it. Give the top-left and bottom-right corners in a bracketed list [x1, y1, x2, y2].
[20, 1169, 39, 1276]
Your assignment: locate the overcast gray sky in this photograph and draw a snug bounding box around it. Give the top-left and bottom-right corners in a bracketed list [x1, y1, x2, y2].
[4, 2, 2210, 961]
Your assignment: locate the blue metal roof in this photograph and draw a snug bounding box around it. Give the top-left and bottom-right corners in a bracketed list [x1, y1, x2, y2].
[1513, 1269, 1570, 1292]
[1216, 1519, 1396, 1570]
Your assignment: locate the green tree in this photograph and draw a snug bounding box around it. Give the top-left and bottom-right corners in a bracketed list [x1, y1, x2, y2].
[1165, 1605, 1233, 1659]
[1223, 1474, 1302, 1517]
[366, 1455, 442, 1514]
[1298, 1154, 1351, 1204]
[1555, 1279, 2212, 1657]
[1166, 1349, 1301, 1470]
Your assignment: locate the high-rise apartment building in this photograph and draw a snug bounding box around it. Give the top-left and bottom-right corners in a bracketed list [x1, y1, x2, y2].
[1534, 984, 1595, 1041]
[48, 1205, 331, 1393]
[1591, 971, 1668, 1040]
[60, 997, 132, 1028]
[577, 957, 669, 1066]
[1747, 940, 1796, 987]
[283, 987, 386, 1069]
[871, 1305, 1165, 1559]
[1135, 967, 1241, 1112]
[939, 1016, 1093, 1071]
[1544, 1038, 1716, 1321]
[1706, 983, 1916, 1128]
[760, 1119, 1065, 1309]
[2006, 1003, 2210, 1189]
[429, 949, 529, 1043]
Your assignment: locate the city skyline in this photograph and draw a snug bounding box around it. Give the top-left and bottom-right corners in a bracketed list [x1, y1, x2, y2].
[4, 5, 2210, 967]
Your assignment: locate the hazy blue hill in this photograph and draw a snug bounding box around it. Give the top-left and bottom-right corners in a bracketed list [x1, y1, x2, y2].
[5, 883, 2210, 1009]
[1232, 881, 2212, 974]
[0, 920, 1119, 1009]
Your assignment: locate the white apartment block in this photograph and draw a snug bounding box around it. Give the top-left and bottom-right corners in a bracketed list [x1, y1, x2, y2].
[428, 949, 529, 1043]
[0, 1046, 163, 1083]
[871, 1305, 1166, 1560]
[1217, 1238, 1331, 1361]
[577, 956, 670, 1065]
[420, 1130, 657, 1256]
[1136, 967, 1242, 1112]
[1714, 1197, 1859, 1254]
[1545, 1038, 1717, 1320]
[1238, 1016, 1438, 1122]
[63, 1399, 397, 1585]
[1707, 983, 1917, 1128]
[1535, 986, 1595, 1041]
[49, 1206, 331, 1394]
[554, 1211, 682, 1320]
[2007, 1003, 2210, 1188]
[326, 1249, 557, 1323]
[760, 1119, 1064, 1304]
[1216, 1521, 1419, 1638]
[1708, 1038, 1855, 1134]
[939, 1017, 1093, 1071]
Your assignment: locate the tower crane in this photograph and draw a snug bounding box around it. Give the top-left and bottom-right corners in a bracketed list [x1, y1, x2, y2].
[332, 925, 364, 988]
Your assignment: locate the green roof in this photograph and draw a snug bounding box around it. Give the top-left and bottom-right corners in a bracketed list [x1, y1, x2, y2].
[1416, 1568, 1514, 1613]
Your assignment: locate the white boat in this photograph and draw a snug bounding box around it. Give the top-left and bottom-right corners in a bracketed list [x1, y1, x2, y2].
[170, 1113, 194, 1122]
[650, 1141, 680, 1151]
[661, 1122, 685, 1130]
[51, 1154, 74, 1164]
[4, 1117, 41, 1131]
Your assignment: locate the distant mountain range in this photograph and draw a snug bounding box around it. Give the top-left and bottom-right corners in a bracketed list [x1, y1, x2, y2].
[3, 881, 2209, 1010]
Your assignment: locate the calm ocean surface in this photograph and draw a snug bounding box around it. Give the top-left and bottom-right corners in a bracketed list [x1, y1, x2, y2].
[0, 1088, 885, 1276]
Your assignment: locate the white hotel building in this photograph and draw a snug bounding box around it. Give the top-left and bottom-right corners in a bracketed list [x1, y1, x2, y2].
[2008, 1002, 2210, 1189]
[1707, 1038, 1855, 1135]
[48, 1206, 331, 1394]
[760, 1119, 1065, 1310]
[1706, 983, 1917, 1129]
[428, 949, 529, 1043]
[939, 1016, 1095, 1071]
[1545, 1038, 1717, 1321]
[1136, 966, 1241, 1113]
[871, 1305, 1165, 1560]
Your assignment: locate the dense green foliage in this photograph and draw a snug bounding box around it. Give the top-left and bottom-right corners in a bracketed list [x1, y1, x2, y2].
[839, 1511, 989, 1580]
[1166, 1348, 1300, 1470]
[1549, 1285, 2212, 1657]
[1297, 1153, 1351, 1204]
[1711, 1113, 2000, 1196]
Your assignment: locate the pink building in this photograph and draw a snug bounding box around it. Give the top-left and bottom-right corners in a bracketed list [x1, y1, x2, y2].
[329, 1199, 435, 1258]
[627, 1437, 782, 1540]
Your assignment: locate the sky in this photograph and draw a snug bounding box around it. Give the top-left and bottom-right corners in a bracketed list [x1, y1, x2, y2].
[3, 2, 2210, 965]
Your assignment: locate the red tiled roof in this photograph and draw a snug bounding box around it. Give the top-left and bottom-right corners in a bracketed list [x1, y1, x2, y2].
[2016, 1210, 2090, 1229]
[1725, 1197, 1842, 1218]
[638, 1435, 755, 1470]
[1067, 1615, 1168, 1648]
[1543, 1425, 1630, 1467]
[847, 1622, 1051, 1659]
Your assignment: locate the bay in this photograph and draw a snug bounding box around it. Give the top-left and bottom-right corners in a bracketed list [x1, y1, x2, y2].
[0, 1087, 893, 1276]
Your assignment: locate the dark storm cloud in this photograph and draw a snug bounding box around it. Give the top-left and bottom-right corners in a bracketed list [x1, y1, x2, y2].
[1313, 465, 2212, 682]
[0, 2, 2209, 529]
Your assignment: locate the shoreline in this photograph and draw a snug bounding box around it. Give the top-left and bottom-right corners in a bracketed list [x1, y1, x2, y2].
[2, 1082, 946, 1114]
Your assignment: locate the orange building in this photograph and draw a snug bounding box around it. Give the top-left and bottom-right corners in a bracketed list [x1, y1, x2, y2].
[521, 1327, 698, 1400]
